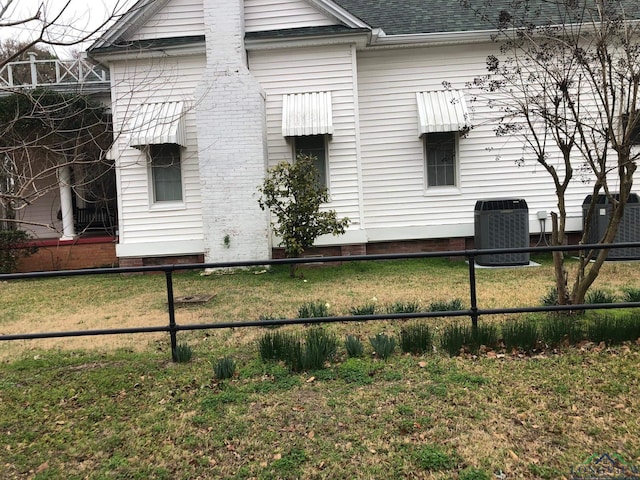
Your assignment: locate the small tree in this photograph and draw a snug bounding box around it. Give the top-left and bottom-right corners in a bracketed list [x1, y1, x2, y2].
[462, 0, 640, 306]
[258, 154, 350, 277]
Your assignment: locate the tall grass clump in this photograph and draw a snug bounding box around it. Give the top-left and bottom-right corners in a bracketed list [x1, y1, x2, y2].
[349, 303, 377, 316]
[622, 287, 640, 303]
[214, 357, 236, 380]
[400, 322, 433, 354]
[369, 333, 396, 360]
[344, 335, 364, 357]
[257, 313, 284, 329]
[540, 287, 558, 306]
[540, 315, 583, 347]
[297, 301, 330, 318]
[302, 327, 338, 371]
[587, 315, 640, 345]
[585, 289, 617, 304]
[429, 298, 464, 312]
[258, 331, 298, 362]
[173, 343, 193, 363]
[502, 319, 539, 352]
[439, 323, 499, 356]
[386, 301, 421, 314]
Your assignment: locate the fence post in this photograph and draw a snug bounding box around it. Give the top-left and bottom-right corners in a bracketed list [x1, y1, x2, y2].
[467, 254, 479, 329]
[165, 270, 178, 361]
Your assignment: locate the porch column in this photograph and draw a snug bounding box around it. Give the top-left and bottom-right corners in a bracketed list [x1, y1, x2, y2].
[58, 165, 76, 240]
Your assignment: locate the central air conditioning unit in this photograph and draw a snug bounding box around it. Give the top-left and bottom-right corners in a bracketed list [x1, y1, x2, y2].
[582, 193, 640, 260]
[474, 198, 530, 266]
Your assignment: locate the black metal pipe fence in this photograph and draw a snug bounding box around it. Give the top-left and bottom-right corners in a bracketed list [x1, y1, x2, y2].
[2, 242, 640, 361]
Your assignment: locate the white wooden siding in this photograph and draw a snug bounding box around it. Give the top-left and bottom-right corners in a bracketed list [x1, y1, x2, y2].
[249, 44, 362, 227]
[244, 0, 336, 32]
[110, 54, 205, 253]
[129, 0, 204, 41]
[17, 177, 61, 239]
[356, 43, 627, 237]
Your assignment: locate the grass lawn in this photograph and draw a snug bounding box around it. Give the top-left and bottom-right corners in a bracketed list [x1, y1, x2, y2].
[1, 256, 640, 479]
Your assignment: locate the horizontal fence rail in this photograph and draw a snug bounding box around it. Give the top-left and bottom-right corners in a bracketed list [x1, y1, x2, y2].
[2, 242, 640, 361]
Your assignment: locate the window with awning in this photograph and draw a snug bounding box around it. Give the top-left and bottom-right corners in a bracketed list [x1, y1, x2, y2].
[416, 90, 470, 135]
[281, 91, 333, 137]
[129, 101, 186, 148]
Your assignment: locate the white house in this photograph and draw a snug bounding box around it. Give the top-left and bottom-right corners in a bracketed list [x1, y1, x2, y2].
[86, 0, 640, 267]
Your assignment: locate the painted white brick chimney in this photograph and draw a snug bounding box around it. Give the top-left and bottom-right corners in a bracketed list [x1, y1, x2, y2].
[195, 0, 271, 263]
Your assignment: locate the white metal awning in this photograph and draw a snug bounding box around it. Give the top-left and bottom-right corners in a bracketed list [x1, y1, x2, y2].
[416, 90, 470, 135]
[282, 91, 333, 137]
[128, 101, 186, 148]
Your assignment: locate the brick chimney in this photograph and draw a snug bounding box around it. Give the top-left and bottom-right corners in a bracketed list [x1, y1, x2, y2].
[195, 0, 271, 263]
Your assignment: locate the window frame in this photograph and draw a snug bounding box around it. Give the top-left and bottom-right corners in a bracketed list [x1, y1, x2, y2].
[423, 131, 460, 191]
[293, 134, 329, 191]
[147, 143, 184, 205]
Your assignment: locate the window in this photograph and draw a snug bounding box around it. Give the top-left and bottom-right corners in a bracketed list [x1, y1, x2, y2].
[150, 144, 183, 202]
[425, 132, 457, 187]
[294, 135, 328, 188]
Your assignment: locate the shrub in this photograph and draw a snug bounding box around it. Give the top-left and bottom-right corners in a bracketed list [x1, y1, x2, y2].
[429, 298, 464, 312]
[585, 289, 617, 304]
[344, 335, 364, 357]
[400, 322, 433, 355]
[0, 229, 38, 273]
[297, 301, 330, 318]
[173, 343, 193, 363]
[213, 357, 236, 380]
[540, 316, 583, 347]
[349, 303, 376, 315]
[259, 328, 337, 372]
[386, 301, 421, 314]
[502, 319, 539, 352]
[369, 333, 396, 360]
[469, 324, 499, 353]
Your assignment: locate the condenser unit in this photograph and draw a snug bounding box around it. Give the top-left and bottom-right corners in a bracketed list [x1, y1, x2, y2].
[474, 198, 530, 266]
[582, 193, 640, 260]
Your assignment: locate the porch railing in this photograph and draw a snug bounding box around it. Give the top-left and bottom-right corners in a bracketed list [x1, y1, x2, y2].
[0, 53, 109, 89]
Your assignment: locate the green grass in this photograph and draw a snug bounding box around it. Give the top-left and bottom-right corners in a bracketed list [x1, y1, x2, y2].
[2, 257, 640, 478]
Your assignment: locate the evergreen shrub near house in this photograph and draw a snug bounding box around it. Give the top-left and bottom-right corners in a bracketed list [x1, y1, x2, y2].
[0, 229, 37, 273]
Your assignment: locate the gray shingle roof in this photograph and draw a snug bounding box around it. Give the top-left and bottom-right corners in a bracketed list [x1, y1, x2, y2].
[333, 0, 640, 35]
